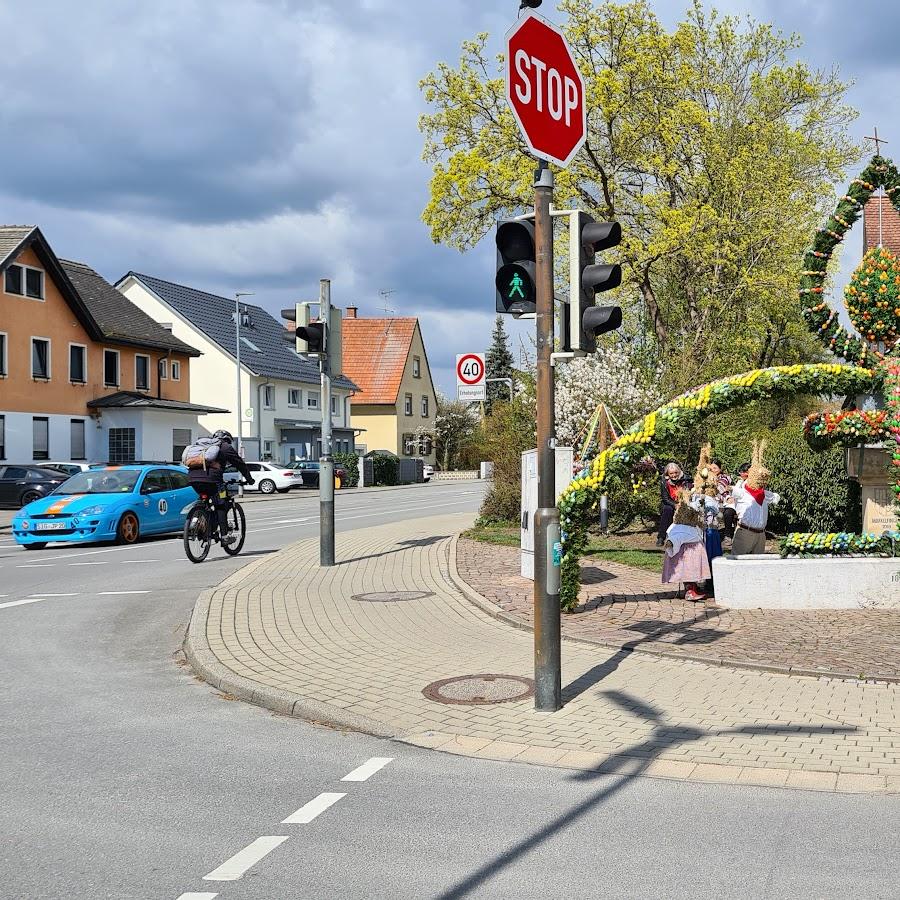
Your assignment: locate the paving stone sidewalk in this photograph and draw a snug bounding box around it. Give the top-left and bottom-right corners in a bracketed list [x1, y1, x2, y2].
[457, 540, 900, 681]
[186, 514, 900, 793]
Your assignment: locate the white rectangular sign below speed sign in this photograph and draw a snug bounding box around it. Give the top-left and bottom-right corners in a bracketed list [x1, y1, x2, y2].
[456, 353, 486, 402]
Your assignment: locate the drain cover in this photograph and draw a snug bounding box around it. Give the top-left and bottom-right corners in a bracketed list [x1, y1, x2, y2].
[351, 590, 434, 603]
[422, 674, 535, 705]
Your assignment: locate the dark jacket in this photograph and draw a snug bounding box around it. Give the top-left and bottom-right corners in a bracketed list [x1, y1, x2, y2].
[188, 442, 253, 485]
[659, 474, 689, 510]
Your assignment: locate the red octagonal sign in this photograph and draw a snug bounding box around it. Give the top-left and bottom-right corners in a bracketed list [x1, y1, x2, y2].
[506, 12, 586, 168]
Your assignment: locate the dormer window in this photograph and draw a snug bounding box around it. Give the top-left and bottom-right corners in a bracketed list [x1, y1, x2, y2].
[5, 264, 44, 300]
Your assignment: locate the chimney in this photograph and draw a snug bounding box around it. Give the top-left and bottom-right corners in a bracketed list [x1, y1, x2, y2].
[346, 306, 358, 319]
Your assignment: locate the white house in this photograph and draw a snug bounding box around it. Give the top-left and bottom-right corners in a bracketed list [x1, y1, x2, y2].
[116, 273, 357, 462]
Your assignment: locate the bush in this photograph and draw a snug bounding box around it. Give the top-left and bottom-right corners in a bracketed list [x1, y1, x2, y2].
[372, 454, 399, 486]
[766, 421, 861, 534]
[476, 480, 521, 526]
[334, 452, 359, 488]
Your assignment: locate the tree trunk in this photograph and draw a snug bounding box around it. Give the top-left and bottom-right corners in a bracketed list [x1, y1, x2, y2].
[640, 271, 668, 349]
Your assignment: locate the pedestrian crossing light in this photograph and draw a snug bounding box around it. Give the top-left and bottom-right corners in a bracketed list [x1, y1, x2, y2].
[495, 217, 536, 316]
[568, 213, 623, 353]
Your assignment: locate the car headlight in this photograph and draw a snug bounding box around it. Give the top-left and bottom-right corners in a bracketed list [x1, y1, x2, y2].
[80, 505, 108, 516]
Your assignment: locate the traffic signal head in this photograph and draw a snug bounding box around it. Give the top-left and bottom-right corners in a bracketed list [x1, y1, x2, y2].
[282, 302, 324, 355]
[495, 217, 536, 316]
[568, 213, 623, 353]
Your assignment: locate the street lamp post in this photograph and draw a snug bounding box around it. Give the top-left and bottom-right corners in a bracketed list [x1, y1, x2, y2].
[234, 292, 255, 456]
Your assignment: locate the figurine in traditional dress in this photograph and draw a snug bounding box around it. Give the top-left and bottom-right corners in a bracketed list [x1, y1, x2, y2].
[662, 488, 711, 602]
[731, 440, 780, 556]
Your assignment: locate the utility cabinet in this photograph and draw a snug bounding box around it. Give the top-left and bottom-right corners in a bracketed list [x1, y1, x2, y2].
[520, 447, 573, 579]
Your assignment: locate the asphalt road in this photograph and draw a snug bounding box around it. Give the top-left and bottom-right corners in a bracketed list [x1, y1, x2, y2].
[1, 480, 898, 899]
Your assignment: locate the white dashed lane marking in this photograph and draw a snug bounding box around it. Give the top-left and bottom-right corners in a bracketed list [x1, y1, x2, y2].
[176, 893, 218, 899]
[98, 590, 151, 596]
[0, 598, 44, 610]
[202, 836, 288, 882]
[341, 757, 393, 782]
[281, 792, 346, 824]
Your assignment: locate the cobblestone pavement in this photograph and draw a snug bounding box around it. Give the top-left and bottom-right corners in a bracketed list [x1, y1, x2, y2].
[187, 514, 900, 792]
[457, 539, 900, 682]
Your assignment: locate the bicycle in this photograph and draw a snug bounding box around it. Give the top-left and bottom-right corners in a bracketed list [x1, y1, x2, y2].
[183, 480, 247, 563]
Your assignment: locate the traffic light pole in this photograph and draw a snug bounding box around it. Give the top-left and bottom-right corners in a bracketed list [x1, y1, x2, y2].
[318, 278, 335, 567]
[533, 160, 561, 712]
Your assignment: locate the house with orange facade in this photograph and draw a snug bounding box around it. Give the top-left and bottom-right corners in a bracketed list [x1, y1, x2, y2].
[0, 226, 223, 465]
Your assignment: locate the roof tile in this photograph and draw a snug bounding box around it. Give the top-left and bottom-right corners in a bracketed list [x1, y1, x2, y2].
[342, 318, 417, 405]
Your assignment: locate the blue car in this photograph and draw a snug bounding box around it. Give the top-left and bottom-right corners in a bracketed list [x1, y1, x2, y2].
[11, 465, 197, 550]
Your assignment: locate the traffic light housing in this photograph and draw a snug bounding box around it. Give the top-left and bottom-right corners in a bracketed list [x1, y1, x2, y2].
[569, 213, 622, 353]
[282, 302, 342, 373]
[495, 217, 536, 316]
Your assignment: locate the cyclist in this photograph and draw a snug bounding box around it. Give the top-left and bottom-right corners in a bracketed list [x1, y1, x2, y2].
[187, 430, 254, 544]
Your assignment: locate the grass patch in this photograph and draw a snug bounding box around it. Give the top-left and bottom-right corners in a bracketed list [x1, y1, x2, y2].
[463, 524, 664, 572]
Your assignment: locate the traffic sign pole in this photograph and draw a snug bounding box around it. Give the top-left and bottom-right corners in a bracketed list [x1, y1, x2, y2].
[532, 160, 561, 713]
[319, 278, 335, 568]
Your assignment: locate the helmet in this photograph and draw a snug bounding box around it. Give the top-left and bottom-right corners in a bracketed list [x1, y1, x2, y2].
[213, 429, 234, 443]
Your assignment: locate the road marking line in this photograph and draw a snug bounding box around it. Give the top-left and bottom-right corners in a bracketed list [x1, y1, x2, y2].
[176, 893, 219, 899]
[341, 757, 393, 782]
[281, 792, 346, 824]
[30, 593, 78, 597]
[69, 562, 105, 566]
[98, 590, 151, 595]
[15, 564, 54, 568]
[0, 598, 45, 610]
[202, 836, 288, 881]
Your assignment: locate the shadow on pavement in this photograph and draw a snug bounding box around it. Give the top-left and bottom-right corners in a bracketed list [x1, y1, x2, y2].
[436, 690, 857, 900]
[339, 535, 450, 565]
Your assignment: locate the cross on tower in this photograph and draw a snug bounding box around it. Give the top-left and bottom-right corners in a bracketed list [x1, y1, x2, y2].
[865, 126, 888, 156]
[864, 128, 890, 247]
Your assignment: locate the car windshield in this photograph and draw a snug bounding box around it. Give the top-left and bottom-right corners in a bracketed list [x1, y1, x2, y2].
[54, 470, 141, 495]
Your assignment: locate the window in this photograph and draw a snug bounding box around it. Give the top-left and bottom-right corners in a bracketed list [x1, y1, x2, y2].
[4, 264, 44, 299]
[33, 417, 49, 460]
[108, 428, 135, 464]
[307, 392, 319, 409]
[0, 333, 6, 376]
[331, 396, 338, 415]
[0, 415, 5, 459]
[413, 356, 421, 378]
[402, 432, 415, 456]
[167, 470, 189, 490]
[404, 393, 413, 416]
[263, 440, 274, 459]
[172, 428, 191, 463]
[104, 350, 120, 387]
[135, 355, 150, 391]
[69, 344, 87, 383]
[288, 388, 300, 407]
[31, 338, 50, 379]
[421, 396, 429, 417]
[241, 337, 261, 352]
[171, 360, 181, 380]
[141, 470, 170, 494]
[263, 385, 274, 408]
[159, 359, 168, 380]
[70, 420, 86, 460]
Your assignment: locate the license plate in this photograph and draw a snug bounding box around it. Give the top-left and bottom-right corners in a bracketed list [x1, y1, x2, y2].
[36, 522, 67, 531]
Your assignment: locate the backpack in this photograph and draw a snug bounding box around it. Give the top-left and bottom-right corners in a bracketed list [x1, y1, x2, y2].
[182, 436, 223, 470]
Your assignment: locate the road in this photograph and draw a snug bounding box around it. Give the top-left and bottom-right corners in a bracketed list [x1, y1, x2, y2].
[1, 480, 897, 899]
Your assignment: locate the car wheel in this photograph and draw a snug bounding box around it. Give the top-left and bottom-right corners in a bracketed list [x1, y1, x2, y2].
[22, 542, 48, 551]
[258, 478, 276, 495]
[20, 490, 41, 507]
[116, 511, 140, 545]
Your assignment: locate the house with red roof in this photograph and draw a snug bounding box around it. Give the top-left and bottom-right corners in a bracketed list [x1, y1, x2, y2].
[341, 308, 436, 463]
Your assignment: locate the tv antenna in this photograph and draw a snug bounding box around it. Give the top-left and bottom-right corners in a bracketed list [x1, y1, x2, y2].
[378, 289, 396, 316]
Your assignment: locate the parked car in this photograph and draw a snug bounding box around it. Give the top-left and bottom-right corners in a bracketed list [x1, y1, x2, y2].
[10, 465, 197, 549]
[287, 460, 348, 488]
[37, 462, 93, 478]
[223, 461, 301, 494]
[0, 465, 70, 509]
[422, 464, 434, 483]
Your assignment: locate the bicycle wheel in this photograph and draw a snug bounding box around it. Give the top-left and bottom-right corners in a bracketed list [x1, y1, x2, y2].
[222, 502, 246, 556]
[183, 505, 212, 563]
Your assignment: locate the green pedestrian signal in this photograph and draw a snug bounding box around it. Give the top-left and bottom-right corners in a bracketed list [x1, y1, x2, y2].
[495, 218, 536, 315]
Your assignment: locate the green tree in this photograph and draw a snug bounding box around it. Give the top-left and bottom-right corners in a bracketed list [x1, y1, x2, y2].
[484, 315, 514, 409]
[419, 0, 858, 393]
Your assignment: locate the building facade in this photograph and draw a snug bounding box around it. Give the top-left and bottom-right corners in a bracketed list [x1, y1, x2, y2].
[117, 273, 357, 462]
[341, 309, 437, 463]
[0, 227, 220, 465]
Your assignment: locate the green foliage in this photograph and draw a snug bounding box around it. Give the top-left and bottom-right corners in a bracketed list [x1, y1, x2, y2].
[477, 398, 536, 525]
[334, 452, 359, 488]
[434, 392, 479, 470]
[767, 421, 861, 534]
[420, 0, 858, 393]
[485, 315, 514, 410]
[372, 454, 399, 486]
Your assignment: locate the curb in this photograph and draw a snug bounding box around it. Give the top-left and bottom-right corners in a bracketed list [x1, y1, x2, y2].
[450, 537, 900, 686]
[182, 530, 899, 795]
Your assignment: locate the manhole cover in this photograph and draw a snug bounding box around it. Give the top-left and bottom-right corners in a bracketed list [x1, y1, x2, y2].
[351, 590, 434, 603]
[422, 674, 535, 705]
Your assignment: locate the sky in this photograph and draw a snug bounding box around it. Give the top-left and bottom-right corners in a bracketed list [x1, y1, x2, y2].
[2, 0, 898, 394]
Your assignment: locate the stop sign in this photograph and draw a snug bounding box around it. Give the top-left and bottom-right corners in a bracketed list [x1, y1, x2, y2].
[505, 11, 586, 168]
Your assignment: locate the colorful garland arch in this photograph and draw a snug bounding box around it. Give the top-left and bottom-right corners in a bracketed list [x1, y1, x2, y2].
[556, 364, 878, 608]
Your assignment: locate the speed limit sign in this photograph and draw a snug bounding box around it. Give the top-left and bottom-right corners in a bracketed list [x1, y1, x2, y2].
[456, 353, 486, 401]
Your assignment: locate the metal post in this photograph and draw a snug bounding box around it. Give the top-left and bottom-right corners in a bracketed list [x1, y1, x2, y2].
[533, 160, 561, 712]
[319, 278, 335, 567]
[235, 294, 242, 454]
